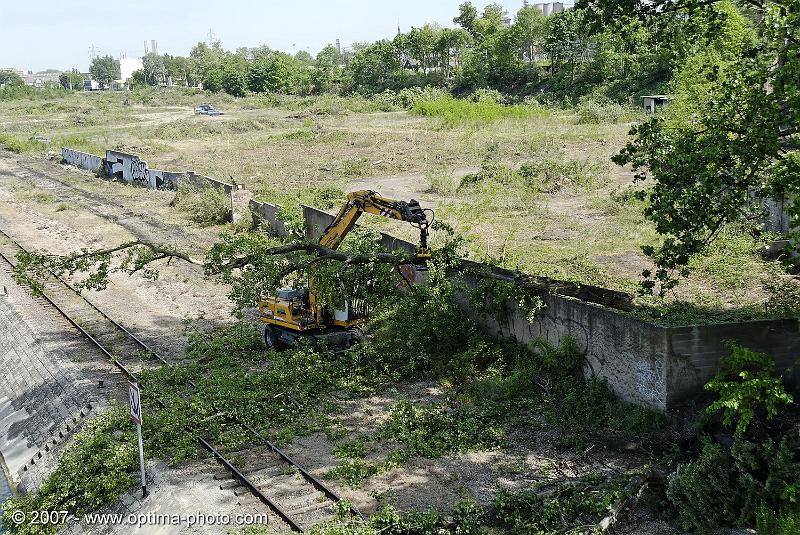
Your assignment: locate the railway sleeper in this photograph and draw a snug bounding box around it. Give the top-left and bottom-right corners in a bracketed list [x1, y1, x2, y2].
[280, 491, 328, 513]
[243, 463, 288, 480]
[289, 499, 335, 519]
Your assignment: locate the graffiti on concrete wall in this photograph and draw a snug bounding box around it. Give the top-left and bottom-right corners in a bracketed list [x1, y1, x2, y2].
[101, 150, 176, 191]
[129, 159, 150, 188]
[61, 148, 102, 172]
[150, 170, 178, 191]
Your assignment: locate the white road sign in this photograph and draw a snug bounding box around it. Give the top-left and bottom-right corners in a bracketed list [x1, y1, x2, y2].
[128, 381, 142, 424]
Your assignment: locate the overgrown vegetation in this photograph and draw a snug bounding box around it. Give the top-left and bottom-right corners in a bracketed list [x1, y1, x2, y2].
[171, 183, 231, 226]
[1, 406, 138, 535]
[0, 134, 48, 154]
[665, 344, 799, 534]
[412, 97, 548, 125]
[5, 227, 664, 533]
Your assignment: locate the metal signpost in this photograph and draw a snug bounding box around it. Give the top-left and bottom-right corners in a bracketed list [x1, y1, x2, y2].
[128, 381, 147, 497]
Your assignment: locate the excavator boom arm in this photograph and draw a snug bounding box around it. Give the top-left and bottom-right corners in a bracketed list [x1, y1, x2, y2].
[319, 190, 430, 251]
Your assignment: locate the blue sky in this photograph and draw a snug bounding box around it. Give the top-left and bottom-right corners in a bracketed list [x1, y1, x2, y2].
[0, 0, 572, 72]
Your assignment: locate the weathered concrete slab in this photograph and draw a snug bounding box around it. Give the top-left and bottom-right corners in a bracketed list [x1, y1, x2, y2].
[61, 148, 103, 173]
[249, 199, 288, 237]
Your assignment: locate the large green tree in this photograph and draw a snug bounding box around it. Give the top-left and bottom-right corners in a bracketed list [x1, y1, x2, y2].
[603, 0, 799, 294]
[346, 40, 403, 94]
[247, 52, 295, 93]
[89, 55, 120, 86]
[511, 4, 548, 63]
[190, 41, 224, 88]
[221, 60, 247, 97]
[0, 71, 25, 87]
[142, 53, 167, 86]
[312, 44, 342, 93]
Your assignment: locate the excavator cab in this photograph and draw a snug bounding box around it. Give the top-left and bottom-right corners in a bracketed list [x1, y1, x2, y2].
[259, 190, 433, 350]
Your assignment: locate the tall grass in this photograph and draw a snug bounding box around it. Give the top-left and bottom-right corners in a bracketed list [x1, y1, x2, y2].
[0, 133, 47, 153]
[54, 134, 106, 156]
[576, 98, 640, 124]
[0, 85, 70, 101]
[412, 97, 549, 125]
[426, 170, 460, 196]
[172, 184, 231, 226]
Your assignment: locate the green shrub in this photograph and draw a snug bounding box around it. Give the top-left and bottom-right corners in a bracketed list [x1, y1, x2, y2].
[172, 183, 231, 226]
[337, 157, 371, 178]
[273, 185, 344, 237]
[493, 474, 625, 534]
[308, 502, 486, 534]
[704, 344, 794, 437]
[757, 506, 800, 535]
[467, 88, 506, 104]
[380, 399, 506, 462]
[667, 437, 800, 533]
[0, 134, 46, 154]
[518, 157, 609, 193]
[426, 170, 459, 195]
[458, 157, 609, 195]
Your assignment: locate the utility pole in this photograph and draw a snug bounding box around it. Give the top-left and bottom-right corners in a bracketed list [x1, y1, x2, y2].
[207, 28, 216, 46]
[88, 44, 100, 60]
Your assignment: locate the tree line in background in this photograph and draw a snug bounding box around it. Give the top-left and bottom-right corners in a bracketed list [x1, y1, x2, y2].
[34, 0, 764, 107]
[74, 0, 705, 103]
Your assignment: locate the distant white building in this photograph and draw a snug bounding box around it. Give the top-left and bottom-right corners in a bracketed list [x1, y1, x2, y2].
[22, 72, 61, 87]
[0, 67, 27, 76]
[119, 57, 143, 82]
[533, 2, 565, 16]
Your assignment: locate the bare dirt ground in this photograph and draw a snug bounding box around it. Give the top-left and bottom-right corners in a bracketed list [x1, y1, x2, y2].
[0, 151, 231, 357]
[284, 384, 680, 534]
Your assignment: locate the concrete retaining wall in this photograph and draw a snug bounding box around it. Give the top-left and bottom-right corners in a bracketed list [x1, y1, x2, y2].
[61, 148, 102, 173]
[61, 147, 255, 221]
[460, 274, 671, 409]
[104, 150, 178, 191]
[666, 319, 800, 406]
[764, 195, 796, 237]
[249, 200, 289, 237]
[468, 286, 800, 410]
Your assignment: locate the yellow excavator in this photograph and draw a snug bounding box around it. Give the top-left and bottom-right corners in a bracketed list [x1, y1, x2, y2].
[258, 190, 433, 349]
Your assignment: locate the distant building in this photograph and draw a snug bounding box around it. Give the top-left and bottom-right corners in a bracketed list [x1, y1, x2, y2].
[533, 2, 565, 16]
[22, 72, 61, 88]
[641, 95, 671, 114]
[0, 67, 27, 76]
[119, 58, 143, 82]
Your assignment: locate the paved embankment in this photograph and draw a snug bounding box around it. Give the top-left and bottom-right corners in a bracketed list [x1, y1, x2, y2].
[0, 263, 124, 493]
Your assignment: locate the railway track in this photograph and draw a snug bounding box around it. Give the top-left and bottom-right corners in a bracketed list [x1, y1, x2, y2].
[0, 227, 359, 532]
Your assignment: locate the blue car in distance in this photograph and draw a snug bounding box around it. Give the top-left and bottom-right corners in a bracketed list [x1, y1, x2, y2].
[195, 104, 224, 116]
